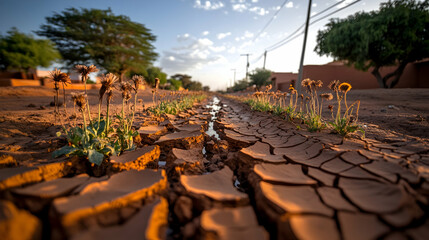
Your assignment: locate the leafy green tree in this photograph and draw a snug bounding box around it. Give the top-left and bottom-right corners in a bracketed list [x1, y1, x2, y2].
[171, 74, 193, 89]
[315, 0, 429, 88]
[144, 66, 167, 86]
[202, 86, 210, 92]
[168, 78, 183, 90]
[186, 81, 203, 91]
[0, 28, 60, 75]
[249, 68, 272, 88]
[37, 8, 158, 80]
[232, 79, 249, 92]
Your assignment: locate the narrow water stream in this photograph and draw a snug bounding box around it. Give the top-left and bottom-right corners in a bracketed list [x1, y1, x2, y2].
[205, 96, 221, 140]
[202, 96, 221, 156]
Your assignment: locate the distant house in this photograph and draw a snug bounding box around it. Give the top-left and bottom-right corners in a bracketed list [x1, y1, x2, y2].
[272, 60, 429, 91]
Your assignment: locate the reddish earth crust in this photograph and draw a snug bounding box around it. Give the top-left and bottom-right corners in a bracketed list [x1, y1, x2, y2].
[0, 86, 428, 240]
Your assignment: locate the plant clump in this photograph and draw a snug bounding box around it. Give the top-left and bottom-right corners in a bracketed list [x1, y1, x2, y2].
[52, 66, 142, 165]
[242, 79, 363, 137]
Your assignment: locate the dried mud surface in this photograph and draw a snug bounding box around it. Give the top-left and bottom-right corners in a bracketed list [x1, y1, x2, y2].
[0, 86, 428, 240]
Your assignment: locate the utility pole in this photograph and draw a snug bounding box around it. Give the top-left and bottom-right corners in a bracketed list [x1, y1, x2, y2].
[263, 50, 267, 69]
[240, 54, 251, 81]
[231, 69, 236, 85]
[296, 0, 312, 93]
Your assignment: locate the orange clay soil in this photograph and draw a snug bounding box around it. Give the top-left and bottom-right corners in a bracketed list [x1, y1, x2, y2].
[0, 87, 428, 167]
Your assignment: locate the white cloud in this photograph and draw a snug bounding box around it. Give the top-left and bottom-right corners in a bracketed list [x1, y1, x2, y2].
[217, 32, 231, 39]
[177, 33, 190, 42]
[312, 3, 317, 7]
[286, 2, 293, 8]
[227, 46, 236, 54]
[210, 46, 226, 52]
[194, 0, 225, 10]
[202, 31, 210, 36]
[160, 37, 225, 73]
[244, 30, 254, 38]
[232, 3, 247, 12]
[251, 0, 258, 2]
[249, 6, 269, 16]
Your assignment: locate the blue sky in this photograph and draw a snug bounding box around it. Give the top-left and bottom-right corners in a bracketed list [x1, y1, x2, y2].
[0, 0, 385, 90]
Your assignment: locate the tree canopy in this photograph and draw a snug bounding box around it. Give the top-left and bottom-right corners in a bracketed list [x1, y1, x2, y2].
[37, 8, 158, 80]
[315, 0, 429, 88]
[249, 68, 272, 88]
[170, 74, 203, 90]
[143, 66, 167, 86]
[0, 28, 60, 73]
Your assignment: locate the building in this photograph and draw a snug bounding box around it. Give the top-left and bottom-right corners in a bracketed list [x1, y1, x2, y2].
[272, 60, 429, 91]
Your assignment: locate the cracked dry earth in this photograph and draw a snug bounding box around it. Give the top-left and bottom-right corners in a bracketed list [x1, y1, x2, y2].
[1, 96, 429, 240]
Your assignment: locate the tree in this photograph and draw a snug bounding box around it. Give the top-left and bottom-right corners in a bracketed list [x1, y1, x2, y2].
[315, 0, 429, 88]
[144, 66, 167, 86]
[186, 81, 203, 91]
[0, 28, 60, 75]
[168, 78, 182, 90]
[232, 79, 249, 92]
[37, 8, 158, 80]
[203, 86, 210, 92]
[249, 68, 272, 88]
[171, 74, 193, 89]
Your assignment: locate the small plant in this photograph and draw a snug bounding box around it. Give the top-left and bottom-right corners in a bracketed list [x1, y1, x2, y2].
[148, 91, 206, 116]
[284, 85, 299, 121]
[50, 68, 71, 117]
[327, 81, 364, 137]
[301, 79, 327, 132]
[52, 65, 146, 165]
[54, 92, 116, 165]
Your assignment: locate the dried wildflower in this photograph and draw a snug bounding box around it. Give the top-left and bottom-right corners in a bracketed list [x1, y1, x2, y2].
[301, 78, 312, 88]
[71, 93, 87, 111]
[131, 75, 144, 93]
[328, 105, 334, 112]
[99, 73, 118, 102]
[339, 82, 352, 93]
[299, 94, 304, 99]
[320, 93, 334, 100]
[106, 91, 114, 103]
[328, 80, 340, 91]
[119, 82, 132, 99]
[75, 64, 98, 82]
[315, 80, 323, 88]
[50, 68, 70, 86]
[291, 89, 297, 95]
[123, 92, 132, 102]
[289, 84, 294, 91]
[305, 96, 310, 101]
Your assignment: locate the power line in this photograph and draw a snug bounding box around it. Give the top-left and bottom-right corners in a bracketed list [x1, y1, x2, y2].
[312, 0, 346, 18]
[265, 0, 362, 53]
[311, 0, 361, 25]
[252, 0, 292, 42]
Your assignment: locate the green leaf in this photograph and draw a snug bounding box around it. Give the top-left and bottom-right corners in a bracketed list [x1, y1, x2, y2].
[52, 146, 77, 158]
[88, 149, 104, 166]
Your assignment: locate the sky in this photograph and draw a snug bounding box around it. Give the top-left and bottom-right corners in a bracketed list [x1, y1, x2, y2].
[0, 0, 386, 90]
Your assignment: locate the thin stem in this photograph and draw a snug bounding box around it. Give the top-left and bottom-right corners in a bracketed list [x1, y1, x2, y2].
[130, 93, 137, 132]
[82, 110, 88, 145]
[62, 83, 67, 115]
[106, 101, 110, 136]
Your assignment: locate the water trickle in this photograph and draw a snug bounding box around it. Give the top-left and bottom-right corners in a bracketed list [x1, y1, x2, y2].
[205, 96, 221, 140]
